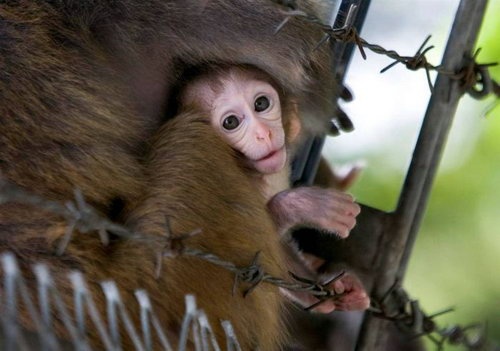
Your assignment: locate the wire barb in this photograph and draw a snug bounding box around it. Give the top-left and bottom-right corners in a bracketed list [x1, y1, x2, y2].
[370, 282, 496, 351]
[0, 176, 347, 308]
[453, 48, 498, 99]
[271, 0, 499, 99]
[232, 251, 266, 297]
[154, 216, 203, 279]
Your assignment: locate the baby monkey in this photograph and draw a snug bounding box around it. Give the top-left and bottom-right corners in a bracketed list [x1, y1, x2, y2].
[179, 65, 369, 312]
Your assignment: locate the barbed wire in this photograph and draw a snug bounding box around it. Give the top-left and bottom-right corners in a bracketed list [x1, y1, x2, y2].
[0, 175, 343, 310]
[272, 1, 499, 99]
[0, 251, 241, 351]
[1, 2, 497, 350]
[271, 4, 499, 347]
[369, 281, 499, 351]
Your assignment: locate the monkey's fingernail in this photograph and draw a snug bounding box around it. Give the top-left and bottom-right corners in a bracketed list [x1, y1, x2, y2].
[334, 282, 345, 294]
[340, 85, 354, 102]
[337, 109, 354, 132]
[329, 121, 340, 136]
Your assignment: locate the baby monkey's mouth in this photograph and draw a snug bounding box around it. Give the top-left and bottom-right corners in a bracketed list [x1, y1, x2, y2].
[256, 146, 285, 162]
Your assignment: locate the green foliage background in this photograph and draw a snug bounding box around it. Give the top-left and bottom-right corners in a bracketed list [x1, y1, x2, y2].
[345, 2, 499, 349]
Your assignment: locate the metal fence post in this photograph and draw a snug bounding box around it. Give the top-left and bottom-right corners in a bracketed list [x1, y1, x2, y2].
[355, 0, 489, 349]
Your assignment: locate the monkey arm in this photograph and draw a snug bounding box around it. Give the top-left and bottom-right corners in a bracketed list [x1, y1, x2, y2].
[267, 186, 361, 238]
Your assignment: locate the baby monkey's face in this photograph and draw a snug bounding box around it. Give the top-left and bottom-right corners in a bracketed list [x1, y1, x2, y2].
[209, 77, 286, 175]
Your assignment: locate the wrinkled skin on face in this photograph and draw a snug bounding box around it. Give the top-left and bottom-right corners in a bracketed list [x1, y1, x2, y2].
[207, 75, 287, 175]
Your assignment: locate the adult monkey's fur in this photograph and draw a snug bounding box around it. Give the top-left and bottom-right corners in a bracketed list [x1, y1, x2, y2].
[0, 1, 335, 349]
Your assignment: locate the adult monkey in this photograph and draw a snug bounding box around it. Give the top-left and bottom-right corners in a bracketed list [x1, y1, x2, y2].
[0, 0, 347, 349]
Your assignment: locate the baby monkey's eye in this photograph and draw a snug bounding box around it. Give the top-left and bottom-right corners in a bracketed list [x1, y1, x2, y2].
[222, 115, 240, 130]
[254, 96, 270, 112]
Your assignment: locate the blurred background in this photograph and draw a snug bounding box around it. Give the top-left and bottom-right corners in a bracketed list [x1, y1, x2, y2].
[323, 0, 500, 349]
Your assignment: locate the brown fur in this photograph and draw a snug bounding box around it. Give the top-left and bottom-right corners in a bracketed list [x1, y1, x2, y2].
[0, 112, 287, 350]
[0, 0, 334, 211]
[128, 112, 287, 350]
[0, 1, 334, 349]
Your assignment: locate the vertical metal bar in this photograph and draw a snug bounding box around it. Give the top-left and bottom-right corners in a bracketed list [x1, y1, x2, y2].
[2, 253, 19, 351]
[395, 0, 489, 281]
[221, 321, 242, 351]
[135, 290, 153, 351]
[332, 0, 372, 79]
[355, 0, 488, 350]
[292, 137, 325, 186]
[291, 0, 372, 186]
[178, 295, 197, 351]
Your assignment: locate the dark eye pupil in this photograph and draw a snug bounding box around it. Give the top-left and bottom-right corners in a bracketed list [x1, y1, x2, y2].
[255, 96, 270, 112]
[222, 115, 240, 130]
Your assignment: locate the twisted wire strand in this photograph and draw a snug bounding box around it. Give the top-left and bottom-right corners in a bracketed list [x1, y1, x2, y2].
[0, 176, 342, 302]
[272, 0, 499, 98]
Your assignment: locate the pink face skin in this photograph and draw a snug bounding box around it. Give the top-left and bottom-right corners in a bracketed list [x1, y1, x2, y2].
[208, 75, 287, 174]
